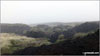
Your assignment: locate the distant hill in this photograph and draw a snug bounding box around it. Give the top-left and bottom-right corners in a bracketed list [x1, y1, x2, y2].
[13, 29, 99, 55]
[62, 21, 99, 38]
[48, 21, 99, 42]
[1, 22, 81, 35]
[1, 23, 31, 35]
[29, 22, 83, 27]
[1, 21, 99, 38]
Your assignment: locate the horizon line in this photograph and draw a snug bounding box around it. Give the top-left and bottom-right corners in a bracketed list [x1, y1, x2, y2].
[1, 20, 99, 25]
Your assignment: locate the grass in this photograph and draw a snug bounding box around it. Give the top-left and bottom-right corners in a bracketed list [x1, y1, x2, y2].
[0, 33, 51, 54]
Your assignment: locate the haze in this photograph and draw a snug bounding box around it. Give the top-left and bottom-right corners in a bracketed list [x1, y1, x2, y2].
[1, 1, 99, 24]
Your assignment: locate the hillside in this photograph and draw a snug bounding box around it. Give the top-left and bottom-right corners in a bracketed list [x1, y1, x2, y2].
[48, 21, 99, 42]
[13, 29, 99, 55]
[62, 21, 99, 38]
[1, 23, 31, 35]
[0, 33, 51, 55]
[1, 21, 99, 55]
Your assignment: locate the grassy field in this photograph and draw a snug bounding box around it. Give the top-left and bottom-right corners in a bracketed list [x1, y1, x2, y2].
[0, 33, 51, 54]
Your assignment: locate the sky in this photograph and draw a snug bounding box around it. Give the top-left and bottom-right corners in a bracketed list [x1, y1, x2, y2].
[1, 1, 99, 24]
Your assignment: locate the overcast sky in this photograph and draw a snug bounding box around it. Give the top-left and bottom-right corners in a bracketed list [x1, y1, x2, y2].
[1, 1, 99, 24]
